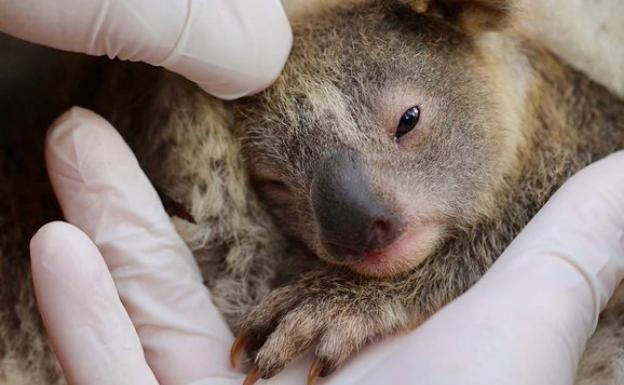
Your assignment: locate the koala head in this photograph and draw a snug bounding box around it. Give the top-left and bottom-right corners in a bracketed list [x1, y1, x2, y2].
[236, 0, 528, 277]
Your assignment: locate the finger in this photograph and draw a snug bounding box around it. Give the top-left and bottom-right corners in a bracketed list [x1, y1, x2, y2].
[158, 0, 292, 99]
[0, 0, 185, 63]
[30, 222, 158, 385]
[0, 0, 291, 98]
[45, 107, 239, 385]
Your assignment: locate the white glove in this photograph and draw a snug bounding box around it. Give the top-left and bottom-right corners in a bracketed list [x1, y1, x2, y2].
[34, 107, 237, 385]
[0, 0, 292, 99]
[31, 107, 624, 385]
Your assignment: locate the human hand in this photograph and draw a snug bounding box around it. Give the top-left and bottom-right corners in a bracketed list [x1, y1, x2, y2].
[30, 106, 624, 385]
[0, 0, 292, 99]
[32, 107, 239, 385]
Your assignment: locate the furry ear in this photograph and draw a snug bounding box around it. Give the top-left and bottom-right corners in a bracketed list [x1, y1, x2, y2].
[399, 0, 514, 33]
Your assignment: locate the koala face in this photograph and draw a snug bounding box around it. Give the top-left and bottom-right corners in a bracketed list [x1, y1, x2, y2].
[236, 0, 523, 277]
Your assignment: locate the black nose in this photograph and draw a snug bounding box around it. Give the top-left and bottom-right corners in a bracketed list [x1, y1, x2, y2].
[311, 150, 402, 263]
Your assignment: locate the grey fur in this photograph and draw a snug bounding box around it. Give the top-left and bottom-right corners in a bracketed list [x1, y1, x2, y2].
[0, 0, 624, 384]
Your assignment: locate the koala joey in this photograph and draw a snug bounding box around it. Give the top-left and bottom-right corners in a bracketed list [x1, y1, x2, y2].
[1, 0, 624, 384]
[225, 0, 624, 383]
[88, 0, 623, 384]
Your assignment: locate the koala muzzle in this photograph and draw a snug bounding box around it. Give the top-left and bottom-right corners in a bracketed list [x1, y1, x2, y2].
[312, 150, 402, 263]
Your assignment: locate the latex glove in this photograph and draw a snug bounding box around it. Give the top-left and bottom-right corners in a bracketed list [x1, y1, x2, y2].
[0, 0, 292, 99]
[31, 107, 624, 385]
[34, 107, 239, 385]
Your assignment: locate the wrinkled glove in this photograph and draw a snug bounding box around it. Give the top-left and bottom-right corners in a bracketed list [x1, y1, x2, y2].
[0, 0, 292, 99]
[31, 107, 624, 385]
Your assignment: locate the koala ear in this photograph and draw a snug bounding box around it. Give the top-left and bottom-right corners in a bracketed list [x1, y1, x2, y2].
[399, 0, 514, 33]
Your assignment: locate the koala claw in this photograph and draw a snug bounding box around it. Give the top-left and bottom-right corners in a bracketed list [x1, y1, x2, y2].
[243, 366, 259, 385]
[230, 332, 249, 368]
[307, 356, 323, 385]
[232, 268, 409, 382]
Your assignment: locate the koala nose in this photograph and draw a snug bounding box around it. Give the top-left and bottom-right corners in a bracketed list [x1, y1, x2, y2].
[311, 150, 402, 263]
[324, 217, 399, 262]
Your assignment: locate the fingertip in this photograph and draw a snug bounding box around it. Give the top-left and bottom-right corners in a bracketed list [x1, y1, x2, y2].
[45, 107, 130, 197]
[30, 221, 81, 263]
[46, 106, 114, 154]
[30, 221, 84, 269]
[46, 106, 132, 168]
[29, 221, 160, 385]
[175, 0, 293, 99]
[219, 1, 293, 99]
[249, 1, 293, 95]
[47, 106, 107, 135]
[44, 106, 160, 228]
[29, 221, 108, 293]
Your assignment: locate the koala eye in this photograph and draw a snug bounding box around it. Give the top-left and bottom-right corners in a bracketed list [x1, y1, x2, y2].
[395, 106, 420, 141]
[252, 177, 292, 201]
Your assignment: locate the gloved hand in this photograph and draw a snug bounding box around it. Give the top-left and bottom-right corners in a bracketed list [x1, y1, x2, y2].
[31, 107, 624, 385]
[0, 0, 292, 99]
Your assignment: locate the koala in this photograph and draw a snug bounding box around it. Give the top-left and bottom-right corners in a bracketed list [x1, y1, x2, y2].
[1, 0, 624, 384]
[227, 0, 624, 383]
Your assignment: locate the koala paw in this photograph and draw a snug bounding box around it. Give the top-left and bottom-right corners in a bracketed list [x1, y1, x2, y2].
[230, 269, 411, 385]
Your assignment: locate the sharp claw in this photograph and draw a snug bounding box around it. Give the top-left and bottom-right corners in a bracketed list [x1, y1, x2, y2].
[230, 332, 249, 368]
[243, 366, 260, 385]
[155, 186, 197, 224]
[307, 357, 323, 385]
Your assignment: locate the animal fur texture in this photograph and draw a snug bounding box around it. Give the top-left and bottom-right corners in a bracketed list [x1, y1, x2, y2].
[0, 0, 623, 384]
[230, 1, 624, 381]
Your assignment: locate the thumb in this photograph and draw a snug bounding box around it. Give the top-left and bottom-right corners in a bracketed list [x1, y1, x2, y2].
[0, 0, 292, 99]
